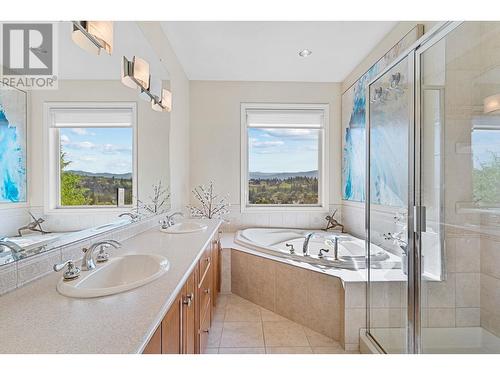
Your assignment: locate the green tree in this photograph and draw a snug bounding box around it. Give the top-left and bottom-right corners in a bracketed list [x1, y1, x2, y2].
[473, 152, 500, 205]
[60, 149, 91, 206]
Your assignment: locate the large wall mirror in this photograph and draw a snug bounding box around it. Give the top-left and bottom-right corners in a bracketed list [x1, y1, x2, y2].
[0, 21, 171, 265]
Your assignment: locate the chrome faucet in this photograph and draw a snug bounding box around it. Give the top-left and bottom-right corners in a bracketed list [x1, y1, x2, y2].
[324, 236, 340, 260]
[81, 240, 121, 271]
[17, 211, 51, 237]
[303, 233, 317, 256]
[119, 212, 140, 222]
[160, 211, 184, 229]
[0, 240, 23, 260]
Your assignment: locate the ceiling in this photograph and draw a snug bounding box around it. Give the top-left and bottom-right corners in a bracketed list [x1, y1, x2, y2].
[161, 21, 397, 82]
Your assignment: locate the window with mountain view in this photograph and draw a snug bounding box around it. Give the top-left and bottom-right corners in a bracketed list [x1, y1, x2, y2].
[49, 105, 135, 208]
[242, 105, 328, 209]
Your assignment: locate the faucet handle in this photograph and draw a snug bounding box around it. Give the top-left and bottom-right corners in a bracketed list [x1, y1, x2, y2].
[53, 260, 81, 280]
[96, 245, 110, 263]
[318, 248, 330, 258]
[285, 243, 295, 254]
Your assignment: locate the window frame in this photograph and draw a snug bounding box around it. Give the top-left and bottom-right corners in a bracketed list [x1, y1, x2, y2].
[240, 102, 329, 212]
[44, 102, 138, 213]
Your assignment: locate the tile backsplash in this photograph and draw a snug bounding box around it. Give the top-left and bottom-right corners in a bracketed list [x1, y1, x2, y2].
[0, 215, 159, 296]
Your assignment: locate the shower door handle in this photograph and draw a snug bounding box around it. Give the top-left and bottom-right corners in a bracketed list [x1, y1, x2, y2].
[414, 206, 427, 233]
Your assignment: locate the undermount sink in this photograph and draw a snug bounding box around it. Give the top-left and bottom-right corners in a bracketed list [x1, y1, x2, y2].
[160, 222, 208, 234]
[57, 254, 169, 298]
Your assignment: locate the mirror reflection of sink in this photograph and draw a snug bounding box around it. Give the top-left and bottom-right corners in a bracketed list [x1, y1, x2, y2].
[56, 254, 169, 298]
[160, 222, 208, 234]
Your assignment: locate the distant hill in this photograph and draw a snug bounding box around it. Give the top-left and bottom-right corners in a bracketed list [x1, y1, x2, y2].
[66, 170, 133, 180]
[249, 170, 318, 180]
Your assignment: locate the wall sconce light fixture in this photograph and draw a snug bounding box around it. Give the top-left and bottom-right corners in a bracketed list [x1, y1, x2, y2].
[152, 88, 172, 112]
[72, 21, 113, 55]
[484, 94, 500, 114]
[121, 56, 150, 90]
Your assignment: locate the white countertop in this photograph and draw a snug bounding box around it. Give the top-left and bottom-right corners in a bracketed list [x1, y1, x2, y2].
[0, 219, 222, 354]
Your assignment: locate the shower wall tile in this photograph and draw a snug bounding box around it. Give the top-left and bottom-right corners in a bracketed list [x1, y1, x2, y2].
[455, 237, 480, 273]
[455, 273, 480, 307]
[456, 308, 480, 327]
[427, 308, 456, 328]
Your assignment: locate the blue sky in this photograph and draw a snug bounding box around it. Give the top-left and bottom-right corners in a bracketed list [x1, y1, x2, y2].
[248, 128, 319, 173]
[60, 128, 133, 174]
[472, 129, 500, 169]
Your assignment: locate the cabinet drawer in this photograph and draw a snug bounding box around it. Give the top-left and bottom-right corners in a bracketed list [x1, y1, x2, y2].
[198, 301, 211, 354]
[198, 245, 212, 280]
[199, 266, 212, 319]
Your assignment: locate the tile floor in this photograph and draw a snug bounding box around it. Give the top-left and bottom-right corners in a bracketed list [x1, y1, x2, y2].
[205, 293, 358, 354]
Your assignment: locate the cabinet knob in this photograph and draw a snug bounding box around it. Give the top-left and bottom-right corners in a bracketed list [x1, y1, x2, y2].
[183, 293, 194, 307]
[204, 288, 210, 294]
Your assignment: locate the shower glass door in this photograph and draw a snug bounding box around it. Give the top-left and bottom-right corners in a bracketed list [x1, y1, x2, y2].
[366, 52, 414, 353]
[417, 22, 500, 354]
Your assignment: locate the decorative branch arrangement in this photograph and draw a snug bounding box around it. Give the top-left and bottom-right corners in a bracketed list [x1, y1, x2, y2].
[187, 181, 230, 219]
[137, 181, 170, 215]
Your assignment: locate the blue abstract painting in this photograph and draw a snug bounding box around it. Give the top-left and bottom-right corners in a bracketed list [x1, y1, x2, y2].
[341, 26, 421, 205]
[0, 85, 27, 203]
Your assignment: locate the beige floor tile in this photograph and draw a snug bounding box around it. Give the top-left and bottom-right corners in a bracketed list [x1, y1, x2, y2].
[225, 301, 262, 322]
[220, 322, 264, 348]
[266, 346, 313, 354]
[311, 346, 347, 354]
[261, 308, 290, 322]
[218, 347, 266, 354]
[263, 321, 309, 347]
[216, 294, 230, 308]
[203, 348, 219, 354]
[208, 322, 223, 348]
[304, 327, 340, 347]
[213, 304, 226, 322]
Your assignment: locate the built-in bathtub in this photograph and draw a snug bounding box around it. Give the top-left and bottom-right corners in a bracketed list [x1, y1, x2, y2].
[235, 227, 401, 270]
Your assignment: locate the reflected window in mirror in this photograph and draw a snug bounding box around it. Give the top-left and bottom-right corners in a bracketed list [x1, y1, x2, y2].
[46, 102, 137, 210]
[472, 115, 500, 208]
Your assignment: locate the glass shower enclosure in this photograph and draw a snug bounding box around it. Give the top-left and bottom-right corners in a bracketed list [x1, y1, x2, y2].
[365, 21, 500, 354]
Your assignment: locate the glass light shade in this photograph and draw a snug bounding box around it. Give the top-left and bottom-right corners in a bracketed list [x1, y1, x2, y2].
[121, 56, 137, 89]
[141, 78, 161, 102]
[152, 89, 172, 112]
[133, 57, 150, 89]
[484, 94, 500, 113]
[87, 21, 113, 54]
[72, 21, 113, 55]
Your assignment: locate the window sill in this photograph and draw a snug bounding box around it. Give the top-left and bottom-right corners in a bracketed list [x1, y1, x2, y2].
[240, 204, 329, 213]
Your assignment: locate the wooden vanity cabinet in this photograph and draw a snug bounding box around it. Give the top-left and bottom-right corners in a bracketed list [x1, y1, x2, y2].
[143, 325, 162, 354]
[142, 230, 221, 355]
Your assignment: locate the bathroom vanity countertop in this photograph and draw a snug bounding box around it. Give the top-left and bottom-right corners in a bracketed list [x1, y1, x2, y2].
[222, 232, 407, 284]
[0, 219, 222, 354]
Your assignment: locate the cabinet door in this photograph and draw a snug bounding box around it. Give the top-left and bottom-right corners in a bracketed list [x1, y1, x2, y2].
[211, 234, 221, 306]
[182, 270, 196, 354]
[162, 296, 182, 354]
[143, 325, 162, 354]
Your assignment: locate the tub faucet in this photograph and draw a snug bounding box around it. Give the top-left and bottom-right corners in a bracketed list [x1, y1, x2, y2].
[0, 240, 23, 260]
[81, 240, 121, 271]
[303, 233, 317, 256]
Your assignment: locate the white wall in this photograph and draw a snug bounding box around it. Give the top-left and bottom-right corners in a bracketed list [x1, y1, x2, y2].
[138, 22, 191, 212]
[189, 80, 342, 231]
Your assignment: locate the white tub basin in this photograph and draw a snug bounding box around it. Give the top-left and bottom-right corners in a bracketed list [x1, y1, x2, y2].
[57, 254, 169, 298]
[160, 222, 208, 234]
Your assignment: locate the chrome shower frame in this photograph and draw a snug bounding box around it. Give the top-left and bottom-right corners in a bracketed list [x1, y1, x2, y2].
[364, 21, 464, 354]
